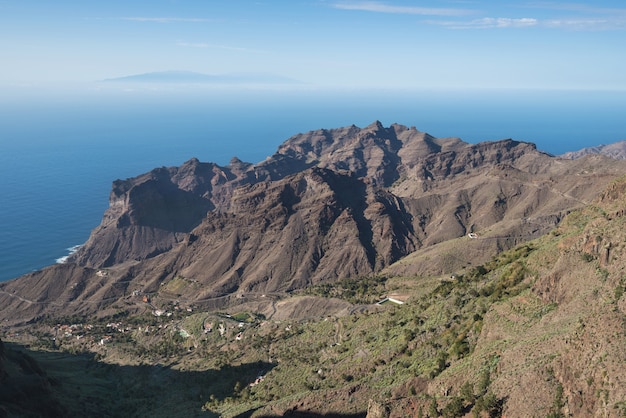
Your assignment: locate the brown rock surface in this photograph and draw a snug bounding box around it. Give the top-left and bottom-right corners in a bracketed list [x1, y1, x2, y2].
[2, 123, 626, 324]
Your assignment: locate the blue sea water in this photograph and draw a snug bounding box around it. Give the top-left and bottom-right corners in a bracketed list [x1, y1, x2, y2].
[1, 87, 625, 282]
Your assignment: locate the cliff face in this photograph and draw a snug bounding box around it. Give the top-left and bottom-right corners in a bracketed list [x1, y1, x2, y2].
[71, 123, 548, 273]
[71, 159, 234, 267]
[2, 122, 626, 323]
[161, 168, 418, 295]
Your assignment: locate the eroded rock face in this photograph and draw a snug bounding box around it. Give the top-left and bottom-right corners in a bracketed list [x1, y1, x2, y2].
[3, 122, 626, 322]
[70, 124, 543, 272]
[71, 158, 241, 267]
[169, 168, 418, 294]
[83, 167, 416, 300]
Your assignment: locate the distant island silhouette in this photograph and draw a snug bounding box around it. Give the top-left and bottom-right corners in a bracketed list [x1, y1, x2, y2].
[102, 70, 303, 85]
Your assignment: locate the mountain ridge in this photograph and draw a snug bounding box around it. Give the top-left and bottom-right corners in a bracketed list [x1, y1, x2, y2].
[1, 122, 626, 417]
[2, 176, 625, 416]
[560, 139, 626, 160]
[2, 122, 626, 325]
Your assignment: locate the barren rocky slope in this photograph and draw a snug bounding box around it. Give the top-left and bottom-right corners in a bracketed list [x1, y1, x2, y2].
[1, 177, 625, 417]
[560, 139, 626, 160]
[1, 122, 626, 325]
[1, 122, 626, 417]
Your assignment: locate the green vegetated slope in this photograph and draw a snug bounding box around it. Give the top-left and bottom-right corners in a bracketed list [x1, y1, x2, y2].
[3, 177, 626, 418]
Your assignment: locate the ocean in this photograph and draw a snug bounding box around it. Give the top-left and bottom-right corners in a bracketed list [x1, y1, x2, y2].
[1, 87, 625, 282]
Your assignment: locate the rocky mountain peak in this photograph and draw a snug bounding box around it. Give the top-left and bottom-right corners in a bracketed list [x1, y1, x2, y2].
[3, 122, 626, 324]
[363, 119, 385, 132]
[3, 123, 626, 418]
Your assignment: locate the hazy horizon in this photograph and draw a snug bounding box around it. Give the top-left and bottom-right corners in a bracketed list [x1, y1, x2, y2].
[1, 1, 626, 90]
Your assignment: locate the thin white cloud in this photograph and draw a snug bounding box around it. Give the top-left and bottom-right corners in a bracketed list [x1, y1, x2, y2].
[176, 42, 266, 54]
[434, 17, 539, 29]
[521, 2, 626, 30]
[429, 15, 626, 31]
[121, 17, 211, 23]
[176, 42, 210, 48]
[524, 2, 626, 15]
[333, 1, 474, 16]
[339, 2, 626, 31]
[544, 17, 626, 30]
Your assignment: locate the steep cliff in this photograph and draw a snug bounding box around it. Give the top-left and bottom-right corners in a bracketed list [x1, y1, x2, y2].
[2, 122, 626, 323]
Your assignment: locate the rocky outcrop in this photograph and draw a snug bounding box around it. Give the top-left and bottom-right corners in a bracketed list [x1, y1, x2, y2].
[71, 124, 549, 273]
[275, 122, 465, 187]
[2, 122, 626, 323]
[105, 167, 418, 297]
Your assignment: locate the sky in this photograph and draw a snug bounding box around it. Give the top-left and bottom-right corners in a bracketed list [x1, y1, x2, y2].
[1, 1, 626, 90]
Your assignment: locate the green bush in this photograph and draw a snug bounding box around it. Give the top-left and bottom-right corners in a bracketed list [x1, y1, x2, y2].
[442, 396, 464, 418]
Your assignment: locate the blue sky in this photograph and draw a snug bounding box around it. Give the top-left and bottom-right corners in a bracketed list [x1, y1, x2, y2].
[1, 1, 626, 89]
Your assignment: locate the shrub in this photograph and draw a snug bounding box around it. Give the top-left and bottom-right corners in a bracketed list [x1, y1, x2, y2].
[581, 253, 595, 262]
[546, 383, 565, 418]
[442, 397, 464, 418]
[474, 392, 502, 418]
[428, 397, 439, 417]
[460, 381, 474, 404]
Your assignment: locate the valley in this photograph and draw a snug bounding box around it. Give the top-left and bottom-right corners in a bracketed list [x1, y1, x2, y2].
[1, 123, 626, 417]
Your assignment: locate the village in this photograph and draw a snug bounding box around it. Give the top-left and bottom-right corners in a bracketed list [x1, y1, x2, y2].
[4, 295, 272, 362]
[4, 274, 411, 364]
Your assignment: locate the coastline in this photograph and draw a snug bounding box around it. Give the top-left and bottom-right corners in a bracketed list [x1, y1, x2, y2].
[55, 244, 83, 265]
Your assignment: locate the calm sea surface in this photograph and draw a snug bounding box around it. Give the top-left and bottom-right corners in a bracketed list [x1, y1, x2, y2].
[1, 88, 625, 282]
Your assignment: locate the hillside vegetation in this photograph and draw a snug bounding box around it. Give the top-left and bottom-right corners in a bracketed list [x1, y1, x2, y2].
[3, 176, 626, 417]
